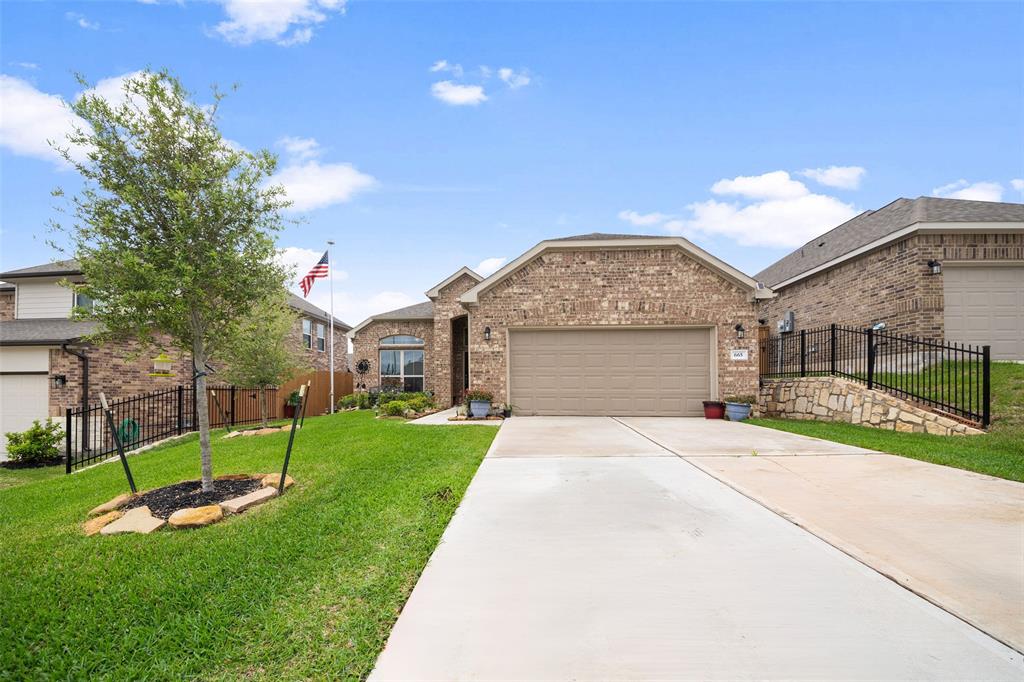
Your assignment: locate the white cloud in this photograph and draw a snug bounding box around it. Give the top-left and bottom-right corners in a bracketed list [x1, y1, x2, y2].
[82, 70, 148, 109]
[277, 135, 321, 161]
[618, 210, 670, 227]
[1011, 179, 1024, 192]
[11, 62, 39, 70]
[211, 0, 346, 46]
[676, 194, 859, 248]
[430, 80, 487, 106]
[271, 160, 376, 211]
[0, 75, 87, 167]
[932, 179, 1004, 202]
[278, 245, 349, 291]
[800, 165, 866, 190]
[475, 257, 507, 276]
[66, 12, 100, 30]
[498, 67, 530, 89]
[711, 170, 809, 201]
[429, 60, 463, 78]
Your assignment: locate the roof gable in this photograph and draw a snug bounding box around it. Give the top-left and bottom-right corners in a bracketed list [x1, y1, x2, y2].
[425, 266, 482, 299]
[460, 235, 770, 304]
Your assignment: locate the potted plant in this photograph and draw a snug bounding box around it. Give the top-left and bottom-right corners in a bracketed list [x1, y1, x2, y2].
[465, 389, 494, 418]
[501, 403, 514, 418]
[702, 400, 726, 419]
[283, 389, 302, 418]
[723, 395, 756, 421]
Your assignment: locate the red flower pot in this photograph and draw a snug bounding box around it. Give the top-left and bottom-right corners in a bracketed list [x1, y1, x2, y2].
[702, 400, 725, 419]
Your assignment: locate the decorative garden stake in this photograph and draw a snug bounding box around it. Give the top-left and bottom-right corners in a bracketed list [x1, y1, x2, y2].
[99, 392, 137, 494]
[279, 384, 306, 495]
[299, 379, 312, 427]
[209, 389, 233, 433]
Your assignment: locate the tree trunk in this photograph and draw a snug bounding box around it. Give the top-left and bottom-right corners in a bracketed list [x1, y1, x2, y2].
[259, 386, 268, 428]
[193, 336, 214, 492]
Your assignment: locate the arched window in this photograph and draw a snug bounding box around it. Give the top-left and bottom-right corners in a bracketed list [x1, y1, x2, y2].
[380, 335, 424, 345]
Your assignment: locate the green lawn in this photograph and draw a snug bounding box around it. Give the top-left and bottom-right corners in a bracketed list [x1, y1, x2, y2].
[0, 411, 496, 680]
[751, 361, 1024, 482]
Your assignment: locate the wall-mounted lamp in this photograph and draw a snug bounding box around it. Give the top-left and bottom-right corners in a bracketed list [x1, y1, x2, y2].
[51, 374, 67, 388]
[483, 326, 492, 341]
[871, 322, 887, 331]
[927, 259, 942, 275]
[734, 324, 745, 340]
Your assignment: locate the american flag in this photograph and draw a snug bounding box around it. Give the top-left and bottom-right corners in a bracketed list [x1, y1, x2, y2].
[300, 251, 329, 297]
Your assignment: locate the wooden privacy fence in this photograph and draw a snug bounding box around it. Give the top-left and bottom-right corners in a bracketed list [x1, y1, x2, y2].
[278, 371, 353, 417]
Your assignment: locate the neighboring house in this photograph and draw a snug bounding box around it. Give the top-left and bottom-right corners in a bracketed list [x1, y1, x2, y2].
[0, 259, 350, 450]
[351, 234, 771, 416]
[756, 197, 1024, 361]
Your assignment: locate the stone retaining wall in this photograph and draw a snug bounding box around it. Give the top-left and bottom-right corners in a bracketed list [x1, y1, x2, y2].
[759, 376, 983, 436]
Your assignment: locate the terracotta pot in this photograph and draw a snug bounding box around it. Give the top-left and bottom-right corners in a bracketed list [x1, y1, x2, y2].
[702, 400, 726, 419]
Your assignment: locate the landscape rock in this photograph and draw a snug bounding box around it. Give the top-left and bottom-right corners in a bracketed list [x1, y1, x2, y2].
[216, 473, 256, 481]
[222, 430, 242, 439]
[100, 506, 166, 535]
[220, 486, 277, 514]
[168, 505, 224, 529]
[89, 493, 135, 517]
[83, 510, 122, 536]
[261, 473, 294, 490]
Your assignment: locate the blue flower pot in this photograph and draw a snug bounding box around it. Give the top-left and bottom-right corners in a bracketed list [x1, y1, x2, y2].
[470, 400, 491, 418]
[725, 402, 752, 421]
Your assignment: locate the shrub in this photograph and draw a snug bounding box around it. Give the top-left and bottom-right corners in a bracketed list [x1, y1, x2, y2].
[5, 420, 63, 464]
[383, 400, 410, 417]
[723, 395, 757, 404]
[465, 389, 493, 403]
[338, 394, 360, 409]
[407, 396, 431, 413]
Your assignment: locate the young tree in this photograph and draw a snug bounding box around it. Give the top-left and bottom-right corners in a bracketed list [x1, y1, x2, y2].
[53, 69, 290, 492]
[222, 295, 308, 427]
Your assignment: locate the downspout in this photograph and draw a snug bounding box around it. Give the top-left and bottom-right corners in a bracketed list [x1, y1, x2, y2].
[61, 345, 89, 451]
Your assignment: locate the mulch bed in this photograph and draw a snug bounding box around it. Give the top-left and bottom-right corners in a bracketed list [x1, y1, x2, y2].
[1, 457, 65, 470]
[124, 478, 263, 519]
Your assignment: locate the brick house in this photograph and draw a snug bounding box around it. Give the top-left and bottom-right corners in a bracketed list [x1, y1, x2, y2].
[350, 234, 771, 415]
[0, 260, 350, 452]
[756, 197, 1024, 360]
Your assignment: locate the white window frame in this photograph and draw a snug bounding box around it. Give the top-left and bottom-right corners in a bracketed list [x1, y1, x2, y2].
[302, 319, 312, 350]
[316, 322, 326, 352]
[379, 348, 424, 392]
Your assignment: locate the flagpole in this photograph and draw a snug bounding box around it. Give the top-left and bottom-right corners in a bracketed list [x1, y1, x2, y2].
[327, 240, 336, 414]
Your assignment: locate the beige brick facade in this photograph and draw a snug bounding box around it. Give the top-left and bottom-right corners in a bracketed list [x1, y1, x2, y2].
[430, 274, 479, 407]
[467, 247, 760, 405]
[350, 318, 435, 393]
[760, 232, 1024, 338]
[0, 290, 13, 321]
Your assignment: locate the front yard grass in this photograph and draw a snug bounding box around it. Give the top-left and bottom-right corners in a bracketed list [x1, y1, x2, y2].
[0, 410, 497, 680]
[750, 362, 1024, 482]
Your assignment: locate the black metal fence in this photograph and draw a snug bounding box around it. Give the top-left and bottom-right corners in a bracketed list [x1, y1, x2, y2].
[64, 384, 277, 472]
[760, 324, 990, 426]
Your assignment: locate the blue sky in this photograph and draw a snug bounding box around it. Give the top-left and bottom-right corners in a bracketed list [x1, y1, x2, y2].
[2, 1, 1022, 325]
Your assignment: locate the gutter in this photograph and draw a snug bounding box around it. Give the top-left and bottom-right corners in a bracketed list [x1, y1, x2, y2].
[61, 344, 90, 447]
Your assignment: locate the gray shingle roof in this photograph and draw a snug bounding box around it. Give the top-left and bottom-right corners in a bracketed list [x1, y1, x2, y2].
[0, 319, 100, 346]
[0, 259, 82, 279]
[550, 233, 665, 241]
[287, 293, 351, 330]
[755, 197, 1024, 288]
[371, 301, 434, 320]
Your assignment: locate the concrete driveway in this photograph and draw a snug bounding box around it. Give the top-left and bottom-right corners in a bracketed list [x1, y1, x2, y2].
[371, 417, 1023, 680]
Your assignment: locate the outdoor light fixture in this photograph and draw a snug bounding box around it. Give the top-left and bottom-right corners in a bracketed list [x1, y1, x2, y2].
[928, 259, 942, 275]
[734, 324, 745, 339]
[51, 374, 67, 388]
[149, 352, 174, 377]
[871, 322, 887, 331]
[483, 326, 492, 341]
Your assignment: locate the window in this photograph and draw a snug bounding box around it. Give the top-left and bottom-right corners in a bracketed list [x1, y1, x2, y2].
[381, 335, 425, 345]
[380, 348, 424, 392]
[316, 322, 326, 351]
[74, 292, 94, 311]
[302, 319, 312, 349]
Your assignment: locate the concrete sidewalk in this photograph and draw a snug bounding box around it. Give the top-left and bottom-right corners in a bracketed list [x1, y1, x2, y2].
[371, 417, 1023, 680]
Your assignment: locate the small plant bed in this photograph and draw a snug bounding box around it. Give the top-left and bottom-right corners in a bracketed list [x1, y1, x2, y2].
[448, 414, 505, 422]
[83, 472, 294, 535]
[222, 423, 294, 439]
[123, 477, 264, 519]
[0, 456, 64, 470]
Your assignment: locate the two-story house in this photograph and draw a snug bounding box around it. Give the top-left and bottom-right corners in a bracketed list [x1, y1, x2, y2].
[0, 259, 350, 453]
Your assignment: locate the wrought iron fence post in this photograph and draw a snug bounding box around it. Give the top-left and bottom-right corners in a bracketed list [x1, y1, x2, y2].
[65, 408, 72, 474]
[829, 324, 837, 376]
[982, 345, 991, 428]
[866, 328, 875, 390]
[799, 329, 806, 377]
[176, 385, 184, 436]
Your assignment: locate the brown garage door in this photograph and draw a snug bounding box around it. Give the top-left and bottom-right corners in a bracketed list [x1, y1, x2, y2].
[944, 265, 1024, 361]
[508, 328, 711, 416]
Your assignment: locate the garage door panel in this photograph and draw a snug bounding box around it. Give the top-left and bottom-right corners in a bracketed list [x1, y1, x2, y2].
[0, 374, 51, 456]
[509, 328, 711, 417]
[944, 266, 1024, 361]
